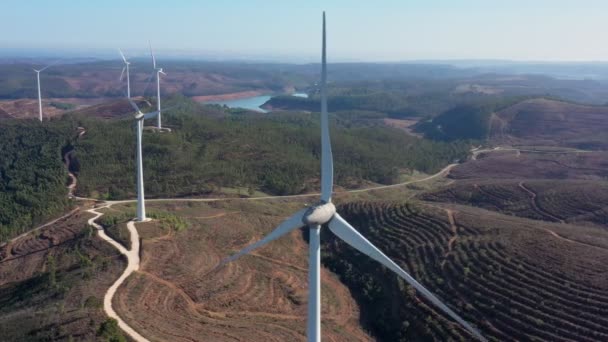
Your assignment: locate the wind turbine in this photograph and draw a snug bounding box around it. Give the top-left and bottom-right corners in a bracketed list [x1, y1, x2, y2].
[128, 98, 159, 221]
[149, 42, 166, 130]
[119, 49, 131, 98]
[222, 12, 486, 342]
[33, 63, 55, 121]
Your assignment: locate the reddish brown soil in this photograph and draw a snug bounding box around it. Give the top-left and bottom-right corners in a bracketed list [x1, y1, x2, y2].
[382, 118, 422, 137]
[192, 90, 267, 102]
[332, 201, 608, 341]
[0, 211, 125, 341]
[111, 201, 371, 342]
[72, 97, 150, 119]
[450, 150, 608, 180]
[490, 98, 608, 148]
[425, 179, 608, 229]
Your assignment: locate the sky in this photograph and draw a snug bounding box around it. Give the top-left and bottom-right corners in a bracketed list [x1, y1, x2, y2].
[2, 0, 608, 62]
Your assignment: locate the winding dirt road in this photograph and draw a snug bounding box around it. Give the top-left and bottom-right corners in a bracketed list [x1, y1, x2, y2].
[80, 162, 458, 341]
[7, 136, 459, 341]
[87, 205, 149, 342]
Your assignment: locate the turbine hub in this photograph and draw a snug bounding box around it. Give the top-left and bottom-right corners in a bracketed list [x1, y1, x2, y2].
[303, 202, 336, 226]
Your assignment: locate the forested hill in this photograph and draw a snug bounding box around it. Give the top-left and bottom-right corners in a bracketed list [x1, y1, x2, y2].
[72, 96, 469, 200]
[0, 118, 77, 243]
[0, 95, 469, 241]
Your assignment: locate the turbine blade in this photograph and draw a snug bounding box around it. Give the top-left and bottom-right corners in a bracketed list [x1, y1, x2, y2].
[128, 98, 141, 113]
[118, 48, 127, 63]
[220, 208, 308, 265]
[320, 11, 333, 203]
[141, 70, 156, 96]
[143, 111, 160, 120]
[328, 214, 486, 341]
[38, 59, 61, 72]
[149, 41, 156, 69]
[119, 66, 126, 82]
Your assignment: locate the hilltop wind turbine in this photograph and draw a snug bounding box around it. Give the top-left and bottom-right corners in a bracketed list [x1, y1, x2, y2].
[149, 42, 166, 130]
[119, 49, 131, 98]
[222, 12, 485, 342]
[128, 98, 160, 221]
[33, 63, 55, 121]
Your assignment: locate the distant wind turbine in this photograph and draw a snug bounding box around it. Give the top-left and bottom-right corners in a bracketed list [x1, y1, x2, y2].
[128, 98, 160, 221]
[149, 42, 166, 130]
[221, 12, 486, 342]
[119, 49, 131, 98]
[33, 61, 57, 121]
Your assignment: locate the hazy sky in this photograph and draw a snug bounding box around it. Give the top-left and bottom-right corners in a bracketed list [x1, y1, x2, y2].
[2, 0, 608, 62]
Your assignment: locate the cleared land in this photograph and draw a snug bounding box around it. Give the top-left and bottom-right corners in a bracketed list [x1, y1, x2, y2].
[450, 150, 608, 181]
[0, 210, 125, 341]
[324, 201, 608, 341]
[108, 200, 371, 342]
[423, 180, 608, 229]
[490, 98, 608, 149]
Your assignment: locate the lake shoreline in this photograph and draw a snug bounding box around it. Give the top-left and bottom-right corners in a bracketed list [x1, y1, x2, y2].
[191, 90, 269, 103]
[197, 92, 308, 113]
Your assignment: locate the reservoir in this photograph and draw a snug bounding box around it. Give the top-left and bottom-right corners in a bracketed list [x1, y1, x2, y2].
[206, 92, 308, 113]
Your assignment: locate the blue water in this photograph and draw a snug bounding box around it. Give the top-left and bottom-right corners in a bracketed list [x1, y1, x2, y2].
[207, 92, 308, 113]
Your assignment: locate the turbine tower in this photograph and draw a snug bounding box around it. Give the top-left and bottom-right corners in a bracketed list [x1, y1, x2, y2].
[222, 12, 486, 342]
[119, 49, 131, 98]
[33, 63, 54, 122]
[149, 42, 166, 129]
[128, 99, 160, 221]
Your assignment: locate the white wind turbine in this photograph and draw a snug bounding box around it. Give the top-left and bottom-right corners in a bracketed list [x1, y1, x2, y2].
[33, 62, 56, 121]
[149, 42, 166, 130]
[128, 98, 160, 221]
[222, 12, 486, 342]
[119, 49, 131, 98]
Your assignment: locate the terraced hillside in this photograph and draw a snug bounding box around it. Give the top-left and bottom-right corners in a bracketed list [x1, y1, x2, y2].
[490, 98, 608, 149]
[423, 180, 608, 228]
[450, 150, 608, 180]
[108, 200, 371, 342]
[323, 201, 608, 341]
[0, 210, 125, 341]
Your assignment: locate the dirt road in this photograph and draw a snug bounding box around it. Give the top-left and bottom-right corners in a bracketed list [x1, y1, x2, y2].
[87, 205, 149, 342]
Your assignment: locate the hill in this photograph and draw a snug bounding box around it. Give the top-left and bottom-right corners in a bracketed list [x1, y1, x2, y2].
[91, 200, 372, 341]
[0, 210, 125, 341]
[0, 118, 78, 243]
[323, 200, 608, 341]
[422, 180, 608, 228]
[70, 96, 469, 200]
[489, 98, 608, 149]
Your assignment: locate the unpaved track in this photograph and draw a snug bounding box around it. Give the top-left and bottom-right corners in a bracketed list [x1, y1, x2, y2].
[518, 181, 565, 223]
[104, 162, 458, 207]
[14, 141, 459, 340]
[441, 209, 458, 268]
[81, 162, 457, 340]
[87, 205, 149, 342]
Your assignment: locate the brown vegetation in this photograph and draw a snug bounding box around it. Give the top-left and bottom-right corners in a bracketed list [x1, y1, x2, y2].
[0, 210, 125, 341]
[490, 98, 608, 149]
[450, 150, 608, 180]
[325, 201, 608, 341]
[110, 200, 371, 342]
[422, 180, 608, 229]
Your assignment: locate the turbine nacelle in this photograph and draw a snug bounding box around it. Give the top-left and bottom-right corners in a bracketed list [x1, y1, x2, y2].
[129, 98, 159, 121]
[303, 202, 336, 226]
